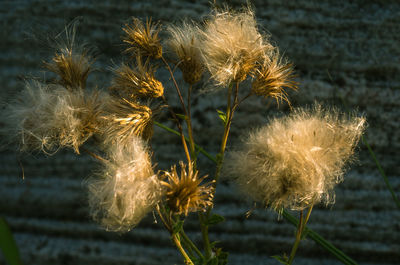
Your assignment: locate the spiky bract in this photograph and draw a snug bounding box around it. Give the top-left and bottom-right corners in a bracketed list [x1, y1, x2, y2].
[123, 18, 162, 59]
[161, 162, 214, 216]
[110, 59, 164, 99]
[101, 98, 153, 146]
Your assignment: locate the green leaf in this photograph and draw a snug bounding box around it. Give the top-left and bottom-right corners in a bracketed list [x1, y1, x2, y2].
[0, 218, 23, 265]
[216, 110, 227, 125]
[172, 220, 184, 235]
[176, 114, 188, 121]
[271, 255, 288, 264]
[207, 214, 225, 226]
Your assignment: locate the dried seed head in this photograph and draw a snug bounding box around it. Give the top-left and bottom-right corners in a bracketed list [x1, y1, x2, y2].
[123, 18, 162, 59]
[1, 81, 107, 154]
[87, 137, 163, 232]
[110, 58, 164, 99]
[165, 22, 204, 85]
[251, 51, 297, 104]
[224, 104, 366, 210]
[44, 23, 93, 90]
[101, 98, 153, 147]
[200, 8, 273, 86]
[161, 162, 214, 216]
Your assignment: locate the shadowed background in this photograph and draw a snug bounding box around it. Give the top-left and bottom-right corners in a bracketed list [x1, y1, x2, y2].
[0, 0, 399, 264]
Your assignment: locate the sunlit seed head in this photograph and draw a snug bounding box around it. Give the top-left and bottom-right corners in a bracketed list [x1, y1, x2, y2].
[44, 22, 94, 90]
[100, 98, 153, 147]
[110, 57, 164, 99]
[200, 8, 273, 87]
[165, 22, 204, 85]
[161, 162, 214, 216]
[122, 18, 162, 59]
[224, 104, 366, 210]
[251, 51, 297, 105]
[87, 137, 163, 232]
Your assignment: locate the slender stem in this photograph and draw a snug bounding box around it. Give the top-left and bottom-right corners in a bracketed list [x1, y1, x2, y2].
[287, 206, 314, 265]
[362, 136, 400, 208]
[81, 147, 106, 163]
[172, 234, 194, 265]
[199, 212, 212, 259]
[186, 84, 196, 163]
[161, 95, 191, 163]
[181, 229, 204, 260]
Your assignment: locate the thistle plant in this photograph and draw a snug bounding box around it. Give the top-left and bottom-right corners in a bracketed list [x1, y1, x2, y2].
[2, 5, 367, 265]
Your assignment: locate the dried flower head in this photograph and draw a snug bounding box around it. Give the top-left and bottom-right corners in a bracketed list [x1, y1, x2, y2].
[101, 98, 153, 147]
[165, 22, 204, 84]
[251, 51, 297, 104]
[44, 23, 93, 90]
[224, 104, 366, 210]
[200, 8, 272, 86]
[110, 58, 164, 99]
[1, 81, 106, 154]
[87, 137, 162, 232]
[123, 18, 162, 59]
[161, 162, 214, 216]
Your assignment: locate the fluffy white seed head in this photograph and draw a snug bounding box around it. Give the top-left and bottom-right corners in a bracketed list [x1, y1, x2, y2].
[1, 81, 108, 154]
[87, 137, 163, 232]
[200, 8, 272, 86]
[224, 104, 366, 210]
[165, 21, 205, 84]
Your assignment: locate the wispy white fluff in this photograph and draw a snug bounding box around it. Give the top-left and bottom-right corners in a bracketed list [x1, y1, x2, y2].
[224, 104, 366, 210]
[200, 8, 272, 86]
[1, 81, 108, 154]
[87, 137, 163, 232]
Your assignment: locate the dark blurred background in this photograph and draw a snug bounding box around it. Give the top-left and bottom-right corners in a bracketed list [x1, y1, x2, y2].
[0, 0, 399, 264]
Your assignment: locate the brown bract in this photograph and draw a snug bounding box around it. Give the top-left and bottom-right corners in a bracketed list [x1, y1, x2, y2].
[161, 162, 214, 216]
[45, 48, 93, 90]
[110, 58, 164, 99]
[251, 52, 297, 104]
[123, 18, 162, 59]
[101, 98, 153, 147]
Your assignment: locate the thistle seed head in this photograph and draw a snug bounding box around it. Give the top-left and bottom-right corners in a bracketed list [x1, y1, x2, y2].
[161, 162, 214, 216]
[110, 58, 164, 99]
[224, 104, 366, 210]
[123, 18, 162, 59]
[165, 22, 204, 85]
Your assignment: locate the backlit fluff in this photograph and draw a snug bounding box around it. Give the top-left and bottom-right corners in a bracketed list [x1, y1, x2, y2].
[165, 22, 204, 84]
[110, 58, 164, 99]
[2, 81, 60, 152]
[100, 98, 153, 147]
[224, 105, 366, 210]
[2, 82, 106, 154]
[87, 137, 162, 232]
[200, 8, 272, 86]
[51, 87, 107, 153]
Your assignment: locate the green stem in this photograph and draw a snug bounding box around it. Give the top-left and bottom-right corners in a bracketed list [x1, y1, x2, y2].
[362, 136, 400, 208]
[172, 234, 194, 265]
[180, 229, 204, 261]
[287, 206, 313, 265]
